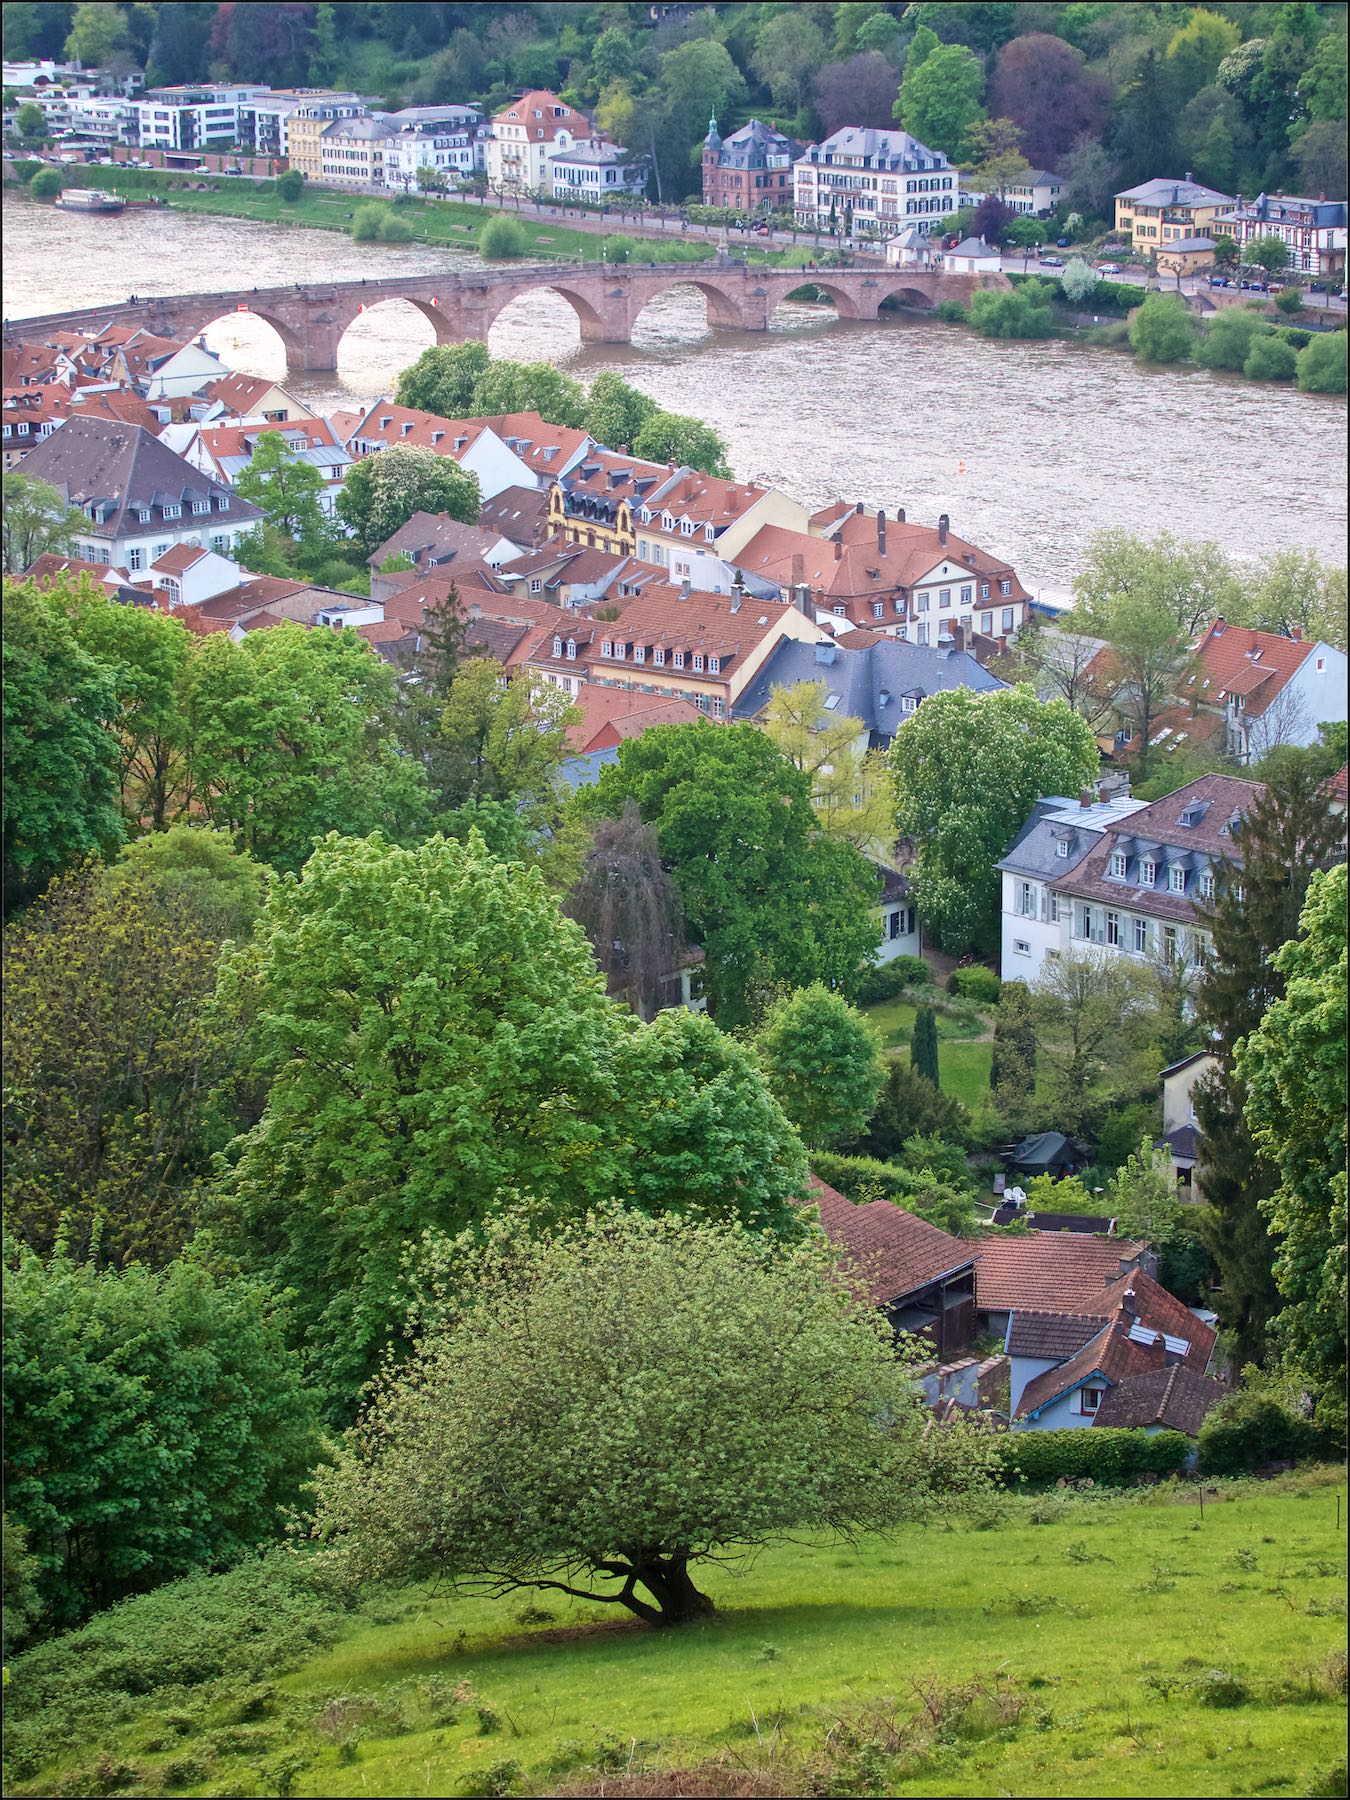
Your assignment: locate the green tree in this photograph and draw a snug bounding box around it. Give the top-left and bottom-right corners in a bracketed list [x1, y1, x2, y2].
[2, 471, 85, 574]
[395, 341, 492, 417]
[2, 860, 233, 1265]
[963, 115, 1031, 201]
[234, 429, 332, 556]
[1197, 305, 1271, 371]
[1238, 863, 1347, 1397]
[3, 1247, 319, 1629]
[436, 658, 578, 815]
[891, 687, 1099, 955]
[1193, 759, 1345, 1367]
[63, 0, 129, 65]
[1107, 1134, 1186, 1248]
[306, 1207, 997, 1626]
[275, 167, 304, 202]
[467, 358, 587, 430]
[182, 623, 430, 873]
[584, 369, 658, 451]
[658, 38, 747, 133]
[763, 679, 893, 856]
[2, 580, 123, 914]
[563, 797, 683, 1019]
[27, 165, 62, 201]
[216, 831, 630, 1413]
[590, 24, 634, 89]
[614, 1009, 810, 1234]
[337, 443, 480, 557]
[1166, 8, 1241, 104]
[582, 724, 880, 1025]
[1243, 332, 1298, 381]
[631, 410, 733, 478]
[910, 1002, 939, 1087]
[895, 39, 986, 160]
[752, 6, 830, 113]
[601, 233, 637, 264]
[14, 101, 45, 140]
[856, 9, 905, 61]
[1059, 257, 1098, 304]
[2, 1512, 44, 1659]
[1273, 285, 1304, 316]
[1232, 550, 1347, 650]
[1301, 27, 1348, 121]
[1073, 528, 1241, 640]
[851, 1056, 970, 1157]
[1033, 949, 1153, 1134]
[1295, 331, 1347, 395]
[967, 278, 1056, 339]
[478, 213, 530, 258]
[1114, 49, 1178, 187]
[755, 983, 885, 1149]
[1247, 234, 1290, 276]
[1128, 293, 1199, 365]
[102, 824, 267, 945]
[989, 978, 1038, 1118]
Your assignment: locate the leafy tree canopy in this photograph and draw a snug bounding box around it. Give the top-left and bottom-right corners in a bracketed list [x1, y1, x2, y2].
[754, 982, 886, 1149]
[337, 442, 481, 557]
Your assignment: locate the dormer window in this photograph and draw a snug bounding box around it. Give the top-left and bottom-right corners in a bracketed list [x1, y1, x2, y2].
[661, 513, 674, 531]
[431, 430, 444, 444]
[162, 503, 180, 519]
[708, 656, 720, 673]
[216, 495, 230, 511]
[1169, 867, 1187, 893]
[640, 508, 651, 523]
[192, 500, 209, 514]
[552, 635, 563, 656]
[1109, 851, 1127, 878]
[1139, 858, 1156, 886]
[634, 645, 646, 664]
[379, 416, 391, 429]
[614, 642, 626, 660]
[692, 653, 704, 672]
[1055, 838, 1070, 858]
[705, 524, 715, 542]
[653, 647, 665, 666]
[1199, 872, 1215, 899]
[601, 639, 613, 658]
[566, 639, 576, 660]
[138, 507, 152, 523]
[672, 650, 685, 669]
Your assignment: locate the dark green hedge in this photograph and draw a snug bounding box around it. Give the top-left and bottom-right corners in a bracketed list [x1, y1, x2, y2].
[996, 1427, 1192, 1486]
[859, 956, 930, 1003]
[1197, 1391, 1320, 1475]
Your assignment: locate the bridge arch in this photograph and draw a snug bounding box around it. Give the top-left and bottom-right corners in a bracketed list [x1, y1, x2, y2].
[193, 305, 308, 372]
[330, 293, 460, 367]
[481, 278, 612, 348]
[629, 275, 756, 341]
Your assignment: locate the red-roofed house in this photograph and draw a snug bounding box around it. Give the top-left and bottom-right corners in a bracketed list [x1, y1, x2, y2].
[342, 402, 590, 501]
[564, 686, 702, 753]
[488, 89, 594, 194]
[197, 373, 317, 424]
[1178, 618, 1346, 765]
[3, 385, 161, 470]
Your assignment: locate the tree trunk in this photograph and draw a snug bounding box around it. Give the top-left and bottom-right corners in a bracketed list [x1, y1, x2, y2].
[628, 1553, 715, 1626]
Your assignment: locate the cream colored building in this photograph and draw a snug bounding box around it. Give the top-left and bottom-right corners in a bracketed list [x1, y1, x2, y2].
[1114, 177, 1235, 249]
[487, 90, 591, 195]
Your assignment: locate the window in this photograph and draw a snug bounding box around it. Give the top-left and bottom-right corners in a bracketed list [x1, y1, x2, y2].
[711, 697, 725, 719]
[1169, 866, 1187, 893]
[692, 653, 704, 672]
[980, 583, 990, 599]
[1139, 858, 1156, 886]
[566, 638, 576, 660]
[1199, 871, 1215, 900]
[210, 535, 228, 553]
[653, 647, 665, 666]
[960, 585, 972, 604]
[873, 602, 885, 619]
[613, 642, 626, 661]
[1002, 607, 1014, 632]
[1108, 851, 1127, 878]
[192, 499, 209, 515]
[1078, 1386, 1102, 1415]
[162, 502, 180, 520]
[917, 623, 929, 646]
[1055, 838, 1069, 859]
[917, 592, 929, 612]
[137, 507, 152, 524]
[634, 646, 645, 665]
[939, 587, 951, 607]
[1014, 938, 1031, 956]
[1000, 579, 1011, 596]
[153, 543, 171, 561]
[672, 650, 685, 669]
[1078, 904, 1094, 939]
[1130, 916, 1147, 954]
[601, 639, 613, 658]
[980, 611, 993, 635]
[1163, 925, 1179, 965]
[529, 578, 543, 595]
[1106, 909, 1121, 946]
[1017, 879, 1036, 917]
[708, 656, 720, 673]
[128, 547, 144, 571]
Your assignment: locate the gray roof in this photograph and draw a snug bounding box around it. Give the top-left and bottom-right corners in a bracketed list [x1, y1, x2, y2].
[322, 115, 396, 140]
[1006, 1310, 1105, 1360]
[733, 636, 1002, 737]
[1160, 236, 1217, 251]
[948, 236, 999, 258]
[1010, 1131, 1075, 1171]
[997, 794, 1150, 879]
[366, 510, 506, 571]
[1215, 195, 1347, 229]
[20, 415, 260, 542]
[555, 746, 620, 792]
[709, 117, 803, 171]
[1116, 177, 1234, 208]
[806, 127, 949, 172]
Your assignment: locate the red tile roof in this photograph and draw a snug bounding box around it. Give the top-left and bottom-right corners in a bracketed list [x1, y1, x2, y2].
[1184, 620, 1316, 715]
[151, 544, 210, 574]
[807, 1176, 976, 1306]
[974, 1232, 1149, 1314]
[1093, 1362, 1228, 1433]
[565, 685, 702, 753]
[3, 386, 160, 436]
[492, 90, 590, 138]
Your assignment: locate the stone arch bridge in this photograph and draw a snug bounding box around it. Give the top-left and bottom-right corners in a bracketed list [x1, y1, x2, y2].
[4, 260, 1009, 372]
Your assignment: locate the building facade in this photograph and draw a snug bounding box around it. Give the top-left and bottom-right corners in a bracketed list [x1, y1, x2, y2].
[794, 127, 959, 239]
[700, 115, 802, 214]
[1113, 176, 1236, 248]
[487, 90, 591, 196]
[997, 792, 1152, 978]
[547, 137, 646, 200]
[1211, 192, 1347, 278]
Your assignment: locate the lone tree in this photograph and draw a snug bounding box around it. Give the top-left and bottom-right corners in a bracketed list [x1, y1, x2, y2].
[307, 1208, 997, 1626]
[564, 798, 685, 1020]
[910, 1003, 940, 1087]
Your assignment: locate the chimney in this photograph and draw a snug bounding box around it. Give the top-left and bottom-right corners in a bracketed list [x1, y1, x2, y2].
[1120, 1287, 1137, 1322]
[1184, 171, 1192, 183]
[1212, 615, 1226, 636]
[1079, 789, 1093, 808]
[896, 507, 905, 523]
[834, 537, 843, 561]
[729, 571, 744, 614]
[679, 577, 690, 601]
[877, 509, 886, 555]
[791, 552, 804, 590]
[937, 513, 949, 545]
[794, 581, 813, 617]
[814, 639, 836, 665]
[855, 500, 864, 515]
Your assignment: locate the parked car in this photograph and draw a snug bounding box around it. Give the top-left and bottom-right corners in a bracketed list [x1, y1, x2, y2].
[1210, 275, 1231, 287]
[1056, 236, 1070, 248]
[1038, 253, 1065, 267]
[1097, 262, 1122, 275]
[1240, 277, 1269, 291]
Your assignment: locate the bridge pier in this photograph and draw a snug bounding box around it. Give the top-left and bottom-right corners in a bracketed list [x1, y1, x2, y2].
[291, 310, 341, 373]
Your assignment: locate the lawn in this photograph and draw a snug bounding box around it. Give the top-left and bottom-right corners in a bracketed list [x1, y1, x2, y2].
[14, 1474, 1343, 1799]
[862, 997, 994, 1112]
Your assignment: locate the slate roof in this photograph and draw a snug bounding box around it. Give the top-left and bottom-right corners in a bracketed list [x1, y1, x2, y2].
[19, 415, 260, 542]
[807, 1177, 976, 1308]
[1160, 1123, 1200, 1161]
[997, 794, 1150, 879]
[1116, 177, 1234, 208]
[478, 484, 550, 549]
[707, 117, 803, 170]
[974, 1233, 1149, 1314]
[366, 511, 508, 572]
[803, 127, 950, 171]
[733, 635, 1002, 734]
[1006, 1311, 1106, 1361]
[1093, 1362, 1228, 1434]
[555, 746, 621, 792]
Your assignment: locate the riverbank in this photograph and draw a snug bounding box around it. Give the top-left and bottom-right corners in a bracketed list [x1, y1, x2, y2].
[6, 165, 821, 270]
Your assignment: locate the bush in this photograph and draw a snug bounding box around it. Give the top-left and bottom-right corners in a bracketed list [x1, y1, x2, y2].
[934, 299, 968, 323]
[947, 965, 1001, 1004]
[997, 1429, 1191, 1487]
[1197, 307, 1270, 372]
[859, 956, 930, 1003]
[29, 167, 62, 201]
[1243, 333, 1298, 381]
[351, 202, 389, 243]
[275, 169, 304, 203]
[811, 1150, 979, 1235]
[1295, 330, 1347, 393]
[601, 235, 637, 263]
[378, 211, 414, 244]
[1128, 292, 1198, 364]
[1095, 1101, 1159, 1169]
[478, 213, 530, 258]
[968, 279, 1056, 340]
[1197, 1388, 1319, 1475]
[1275, 326, 1311, 349]
[1274, 285, 1303, 315]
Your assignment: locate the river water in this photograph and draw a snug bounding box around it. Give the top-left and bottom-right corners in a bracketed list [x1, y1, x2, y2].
[5, 193, 1345, 591]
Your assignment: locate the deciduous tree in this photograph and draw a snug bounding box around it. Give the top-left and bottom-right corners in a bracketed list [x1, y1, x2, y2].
[755, 983, 885, 1149]
[2, 471, 86, 574]
[1128, 293, 1198, 365]
[564, 797, 684, 1019]
[751, 7, 830, 114]
[631, 410, 732, 479]
[337, 443, 481, 556]
[584, 370, 658, 452]
[395, 340, 492, 417]
[763, 679, 893, 856]
[1033, 950, 1153, 1133]
[306, 1208, 998, 1625]
[894, 39, 986, 161]
[990, 33, 1110, 168]
[814, 51, 901, 137]
[234, 428, 333, 555]
[436, 657, 578, 815]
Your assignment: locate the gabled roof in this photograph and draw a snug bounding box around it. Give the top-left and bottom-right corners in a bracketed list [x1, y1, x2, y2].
[732, 633, 1002, 732]
[199, 371, 310, 418]
[151, 543, 209, 574]
[1006, 1310, 1106, 1361]
[642, 467, 772, 531]
[807, 1176, 976, 1307]
[366, 510, 508, 572]
[565, 686, 702, 753]
[580, 581, 798, 671]
[492, 89, 590, 138]
[1183, 620, 1324, 716]
[1093, 1362, 1228, 1433]
[478, 484, 550, 546]
[2, 385, 159, 437]
[1115, 177, 1234, 208]
[974, 1232, 1148, 1314]
[734, 509, 1027, 609]
[1014, 1298, 1220, 1426]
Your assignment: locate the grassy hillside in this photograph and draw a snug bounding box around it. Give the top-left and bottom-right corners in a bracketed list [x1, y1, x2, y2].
[861, 996, 994, 1111]
[9, 1472, 1345, 1799]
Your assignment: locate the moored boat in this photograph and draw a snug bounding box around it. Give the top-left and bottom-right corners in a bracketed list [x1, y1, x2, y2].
[55, 189, 126, 216]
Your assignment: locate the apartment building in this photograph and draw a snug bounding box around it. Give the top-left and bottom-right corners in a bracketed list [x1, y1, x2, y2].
[383, 108, 488, 191]
[547, 137, 646, 200]
[286, 94, 370, 180]
[1211, 192, 1347, 278]
[701, 116, 802, 214]
[487, 90, 592, 195]
[794, 127, 959, 239]
[1114, 175, 1235, 248]
[133, 84, 271, 152]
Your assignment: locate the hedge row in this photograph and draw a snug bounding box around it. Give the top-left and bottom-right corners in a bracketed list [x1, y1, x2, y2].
[996, 1427, 1192, 1486]
[859, 955, 931, 1003]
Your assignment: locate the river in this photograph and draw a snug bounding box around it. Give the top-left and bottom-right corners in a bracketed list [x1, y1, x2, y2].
[5, 192, 1345, 592]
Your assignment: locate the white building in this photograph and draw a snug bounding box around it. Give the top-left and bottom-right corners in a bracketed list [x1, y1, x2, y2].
[793, 127, 959, 240]
[547, 137, 646, 200]
[383, 109, 488, 191]
[487, 89, 592, 196]
[962, 169, 1065, 217]
[133, 84, 271, 153]
[1211, 192, 1347, 278]
[997, 791, 1152, 979]
[942, 236, 1002, 275]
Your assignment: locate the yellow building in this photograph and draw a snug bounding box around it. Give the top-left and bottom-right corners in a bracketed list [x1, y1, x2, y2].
[1115, 176, 1235, 249]
[286, 97, 367, 180]
[1157, 236, 1218, 278]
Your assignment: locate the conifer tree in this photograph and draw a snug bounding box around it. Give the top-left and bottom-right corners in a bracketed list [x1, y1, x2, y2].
[910, 1004, 940, 1088]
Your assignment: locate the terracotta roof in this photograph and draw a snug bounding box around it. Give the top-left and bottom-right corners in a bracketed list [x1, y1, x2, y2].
[471, 413, 591, 479]
[1093, 1362, 1228, 1434]
[1183, 620, 1316, 715]
[200, 372, 291, 415]
[479, 484, 550, 547]
[564, 685, 702, 752]
[151, 544, 209, 574]
[1116, 703, 1225, 762]
[807, 1176, 976, 1307]
[346, 400, 489, 457]
[1015, 1305, 1221, 1427]
[464, 618, 530, 662]
[1005, 1311, 1107, 1361]
[643, 467, 770, 530]
[1015, 1320, 1137, 1418]
[492, 90, 590, 137]
[1327, 763, 1348, 803]
[1099, 1267, 1214, 1364]
[559, 445, 668, 507]
[20, 552, 128, 588]
[366, 510, 508, 571]
[3, 386, 159, 437]
[974, 1232, 1149, 1314]
[577, 581, 800, 671]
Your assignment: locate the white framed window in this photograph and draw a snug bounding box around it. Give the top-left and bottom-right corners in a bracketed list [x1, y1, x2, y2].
[1199, 872, 1215, 900]
[634, 645, 645, 664]
[901, 694, 917, 712]
[916, 592, 929, 612]
[1002, 607, 1015, 632]
[1169, 866, 1187, 893]
[552, 635, 562, 656]
[980, 611, 993, 634]
[1014, 938, 1031, 956]
[1133, 916, 1148, 953]
[708, 656, 720, 673]
[210, 535, 228, 553]
[137, 507, 152, 523]
[1163, 925, 1179, 965]
[653, 647, 665, 666]
[939, 588, 951, 607]
[192, 499, 209, 515]
[1106, 909, 1120, 946]
[1000, 579, 1012, 596]
[1078, 1385, 1102, 1415]
[917, 623, 929, 645]
[128, 547, 144, 570]
[1108, 851, 1127, 878]
[873, 603, 884, 619]
[1078, 904, 1094, 939]
[692, 653, 704, 672]
[980, 583, 990, 599]
[712, 697, 725, 718]
[530, 579, 543, 594]
[601, 639, 613, 658]
[153, 543, 171, 560]
[1017, 880, 1035, 916]
[672, 650, 685, 669]
[1139, 858, 1156, 886]
[162, 502, 180, 519]
[1055, 838, 1070, 859]
[960, 585, 972, 604]
[613, 642, 626, 661]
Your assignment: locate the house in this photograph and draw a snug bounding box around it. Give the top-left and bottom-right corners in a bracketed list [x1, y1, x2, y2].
[547, 447, 670, 556]
[477, 484, 552, 555]
[70, 326, 230, 401]
[732, 631, 1004, 751]
[1113, 175, 1236, 250]
[498, 541, 657, 612]
[1001, 170, 1064, 217]
[1178, 618, 1347, 765]
[548, 137, 646, 200]
[1327, 763, 1348, 817]
[997, 789, 1152, 978]
[317, 114, 398, 186]
[1050, 773, 1266, 977]
[808, 1177, 978, 1358]
[1157, 1050, 1218, 1197]
[701, 115, 802, 215]
[487, 90, 593, 196]
[197, 373, 318, 424]
[382, 107, 488, 192]
[942, 236, 1003, 275]
[565, 685, 703, 754]
[973, 1231, 1154, 1345]
[283, 94, 370, 181]
[1211, 192, 1347, 279]
[793, 127, 959, 239]
[629, 467, 809, 592]
[20, 551, 154, 603]
[2, 386, 160, 470]
[1157, 236, 1218, 278]
[169, 419, 352, 519]
[19, 415, 261, 574]
[873, 857, 920, 963]
[884, 226, 938, 268]
[365, 511, 519, 600]
[343, 403, 592, 500]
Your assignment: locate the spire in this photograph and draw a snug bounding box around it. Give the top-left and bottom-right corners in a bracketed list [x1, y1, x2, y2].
[705, 108, 722, 153]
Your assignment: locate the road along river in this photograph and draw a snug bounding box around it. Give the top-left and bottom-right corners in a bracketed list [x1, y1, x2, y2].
[5, 193, 1345, 592]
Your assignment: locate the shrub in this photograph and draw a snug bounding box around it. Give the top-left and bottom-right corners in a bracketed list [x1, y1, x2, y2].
[1197, 307, 1270, 372]
[478, 213, 530, 258]
[934, 299, 968, 323]
[350, 202, 388, 243]
[275, 169, 304, 203]
[968, 279, 1056, 340]
[1197, 1388, 1319, 1474]
[601, 235, 637, 263]
[859, 956, 930, 1004]
[29, 167, 63, 202]
[378, 211, 414, 244]
[995, 1429, 1191, 1487]
[1275, 326, 1311, 350]
[948, 965, 1001, 1004]
[1243, 334, 1298, 381]
[810, 1150, 980, 1236]
[1295, 330, 1347, 393]
[1274, 285, 1303, 315]
[1128, 292, 1198, 364]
